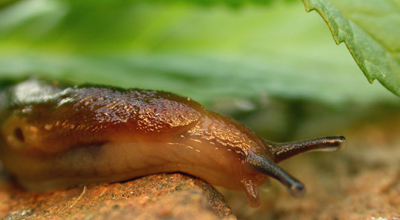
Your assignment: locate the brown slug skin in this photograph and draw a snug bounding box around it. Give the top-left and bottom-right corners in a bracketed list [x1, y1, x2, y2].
[0, 79, 346, 207]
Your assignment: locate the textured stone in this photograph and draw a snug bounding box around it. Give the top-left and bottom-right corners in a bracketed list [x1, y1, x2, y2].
[0, 173, 236, 220]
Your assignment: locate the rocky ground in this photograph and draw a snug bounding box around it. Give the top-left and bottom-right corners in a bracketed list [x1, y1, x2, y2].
[0, 173, 235, 220]
[1, 116, 400, 220]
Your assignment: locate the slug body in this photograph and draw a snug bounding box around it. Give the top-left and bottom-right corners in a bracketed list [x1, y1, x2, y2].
[0, 79, 345, 207]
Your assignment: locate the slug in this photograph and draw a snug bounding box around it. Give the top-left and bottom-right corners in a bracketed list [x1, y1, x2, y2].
[0, 78, 345, 207]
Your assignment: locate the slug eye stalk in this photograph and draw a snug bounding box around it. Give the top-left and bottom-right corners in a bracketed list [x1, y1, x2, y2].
[246, 136, 346, 202]
[268, 136, 346, 163]
[246, 153, 305, 199]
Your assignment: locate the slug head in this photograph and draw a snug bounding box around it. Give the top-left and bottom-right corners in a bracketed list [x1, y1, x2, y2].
[181, 110, 345, 207]
[243, 136, 346, 207]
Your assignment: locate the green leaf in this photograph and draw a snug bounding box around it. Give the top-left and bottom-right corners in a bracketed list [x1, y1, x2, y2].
[0, 0, 19, 8]
[302, 0, 400, 97]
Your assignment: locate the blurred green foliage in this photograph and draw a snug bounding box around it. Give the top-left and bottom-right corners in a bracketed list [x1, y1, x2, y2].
[1, 0, 397, 104]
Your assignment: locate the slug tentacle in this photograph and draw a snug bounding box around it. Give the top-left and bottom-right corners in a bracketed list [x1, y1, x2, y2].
[246, 153, 305, 198]
[241, 178, 260, 208]
[266, 136, 346, 163]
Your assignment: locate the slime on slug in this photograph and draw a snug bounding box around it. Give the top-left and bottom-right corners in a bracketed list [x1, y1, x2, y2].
[0, 78, 346, 207]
